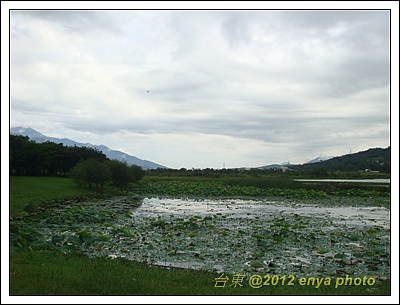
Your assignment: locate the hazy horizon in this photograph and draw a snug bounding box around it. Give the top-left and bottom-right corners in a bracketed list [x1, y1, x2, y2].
[10, 125, 390, 169]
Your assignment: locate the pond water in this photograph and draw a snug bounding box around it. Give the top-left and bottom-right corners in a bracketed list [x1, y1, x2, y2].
[14, 196, 390, 278]
[133, 198, 390, 229]
[294, 179, 390, 184]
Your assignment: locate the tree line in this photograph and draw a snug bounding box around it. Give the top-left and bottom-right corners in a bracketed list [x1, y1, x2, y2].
[10, 135, 145, 188]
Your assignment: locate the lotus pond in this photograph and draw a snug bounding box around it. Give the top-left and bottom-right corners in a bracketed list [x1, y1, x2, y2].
[11, 194, 390, 281]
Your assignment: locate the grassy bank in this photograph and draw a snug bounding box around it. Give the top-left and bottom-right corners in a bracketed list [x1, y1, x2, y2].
[10, 250, 390, 296]
[9, 176, 122, 218]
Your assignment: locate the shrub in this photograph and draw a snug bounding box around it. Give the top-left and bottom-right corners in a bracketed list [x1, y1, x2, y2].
[70, 159, 110, 189]
[130, 164, 145, 182]
[108, 160, 134, 187]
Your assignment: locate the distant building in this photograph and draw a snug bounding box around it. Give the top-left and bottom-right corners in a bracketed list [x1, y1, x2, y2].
[238, 167, 252, 171]
[360, 169, 380, 173]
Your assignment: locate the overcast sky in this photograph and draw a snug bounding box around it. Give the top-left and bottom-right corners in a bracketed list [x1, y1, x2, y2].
[8, 8, 394, 169]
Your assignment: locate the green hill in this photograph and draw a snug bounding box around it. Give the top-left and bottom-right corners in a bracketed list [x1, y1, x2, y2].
[292, 147, 391, 173]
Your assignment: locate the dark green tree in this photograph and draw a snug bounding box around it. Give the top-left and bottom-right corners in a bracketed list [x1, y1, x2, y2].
[108, 160, 133, 187]
[70, 159, 110, 189]
[130, 164, 145, 182]
[10, 135, 108, 176]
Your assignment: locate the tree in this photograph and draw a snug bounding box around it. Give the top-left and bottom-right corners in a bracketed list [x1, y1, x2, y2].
[108, 160, 133, 187]
[10, 135, 108, 177]
[130, 164, 145, 182]
[108, 160, 145, 187]
[70, 159, 110, 189]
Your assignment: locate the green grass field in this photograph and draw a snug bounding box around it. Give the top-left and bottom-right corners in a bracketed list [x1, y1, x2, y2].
[9, 176, 122, 217]
[9, 250, 390, 296]
[8, 175, 391, 296]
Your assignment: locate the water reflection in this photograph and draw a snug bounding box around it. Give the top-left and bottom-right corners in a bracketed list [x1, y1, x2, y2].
[294, 179, 390, 183]
[130, 198, 389, 229]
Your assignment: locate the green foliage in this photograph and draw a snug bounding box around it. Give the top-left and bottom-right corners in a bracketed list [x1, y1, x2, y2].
[70, 159, 145, 189]
[292, 147, 391, 174]
[70, 159, 110, 189]
[135, 179, 388, 201]
[10, 194, 390, 295]
[10, 222, 50, 251]
[10, 134, 146, 193]
[108, 160, 145, 187]
[10, 135, 107, 176]
[130, 164, 145, 182]
[108, 160, 133, 187]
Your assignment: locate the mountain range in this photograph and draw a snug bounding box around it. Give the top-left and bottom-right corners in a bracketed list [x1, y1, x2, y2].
[257, 157, 333, 170]
[10, 127, 167, 170]
[10, 127, 390, 172]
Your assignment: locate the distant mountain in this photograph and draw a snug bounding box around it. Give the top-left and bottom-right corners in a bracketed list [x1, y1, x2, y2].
[257, 148, 390, 173]
[292, 147, 390, 173]
[257, 162, 296, 170]
[258, 164, 286, 170]
[10, 127, 167, 170]
[305, 156, 334, 164]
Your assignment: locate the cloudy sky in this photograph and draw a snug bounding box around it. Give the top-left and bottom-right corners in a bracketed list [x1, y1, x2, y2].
[7, 7, 394, 169]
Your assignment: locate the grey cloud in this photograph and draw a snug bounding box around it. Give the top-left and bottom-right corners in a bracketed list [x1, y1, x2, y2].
[221, 13, 252, 47]
[277, 10, 389, 32]
[12, 10, 123, 34]
[9, 10, 390, 167]
[167, 12, 201, 60]
[11, 99, 47, 113]
[64, 121, 127, 135]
